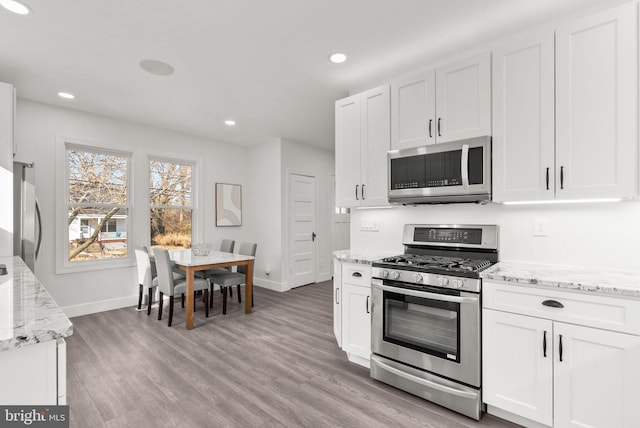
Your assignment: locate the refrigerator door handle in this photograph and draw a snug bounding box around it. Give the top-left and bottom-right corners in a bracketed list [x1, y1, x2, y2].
[35, 197, 42, 260]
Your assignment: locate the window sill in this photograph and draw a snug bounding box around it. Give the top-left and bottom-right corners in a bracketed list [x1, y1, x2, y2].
[55, 256, 136, 275]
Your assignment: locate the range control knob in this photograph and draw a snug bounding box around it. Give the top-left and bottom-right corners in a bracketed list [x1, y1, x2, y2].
[391, 271, 401, 280]
[381, 270, 389, 279]
[414, 273, 424, 283]
[438, 276, 450, 287]
[453, 279, 464, 288]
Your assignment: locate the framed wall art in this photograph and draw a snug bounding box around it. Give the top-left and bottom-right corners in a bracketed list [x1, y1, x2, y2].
[215, 183, 242, 226]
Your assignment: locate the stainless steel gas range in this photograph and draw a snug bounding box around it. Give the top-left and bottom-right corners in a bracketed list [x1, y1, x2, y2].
[370, 224, 499, 420]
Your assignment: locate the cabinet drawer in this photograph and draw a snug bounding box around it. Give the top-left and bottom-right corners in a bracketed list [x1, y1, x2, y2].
[342, 263, 371, 287]
[484, 281, 640, 336]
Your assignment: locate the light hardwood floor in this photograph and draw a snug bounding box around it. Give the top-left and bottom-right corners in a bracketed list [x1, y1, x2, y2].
[67, 280, 519, 428]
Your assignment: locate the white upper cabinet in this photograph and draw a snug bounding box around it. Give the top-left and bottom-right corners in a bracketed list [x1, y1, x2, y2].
[435, 53, 491, 143]
[391, 53, 491, 150]
[492, 31, 555, 202]
[335, 95, 361, 207]
[390, 70, 436, 150]
[493, 1, 638, 202]
[335, 85, 390, 208]
[0, 81, 14, 257]
[556, 2, 638, 199]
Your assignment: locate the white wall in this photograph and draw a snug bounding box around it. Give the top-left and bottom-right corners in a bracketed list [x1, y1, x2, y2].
[15, 99, 249, 315]
[245, 139, 283, 290]
[281, 138, 334, 284]
[350, 201, 640, 272]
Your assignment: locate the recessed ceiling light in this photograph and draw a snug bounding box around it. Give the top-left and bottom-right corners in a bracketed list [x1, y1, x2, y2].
[329, 53, 347, 64]
[57, 92, 75, 100]
[0, 0, 30, 15]
[139, 59, 175, 76]
[224, 120, 236, 126]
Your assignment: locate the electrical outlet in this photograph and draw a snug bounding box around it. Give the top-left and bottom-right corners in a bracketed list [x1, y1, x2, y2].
[533, 218, 549, 237]
[360, 218, 379, 232]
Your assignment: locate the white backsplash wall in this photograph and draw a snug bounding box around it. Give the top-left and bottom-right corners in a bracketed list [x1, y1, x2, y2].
[350, 201, 640, 272]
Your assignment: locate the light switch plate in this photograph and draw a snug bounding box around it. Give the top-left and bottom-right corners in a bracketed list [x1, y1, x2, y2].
[360, 218, 379, 232]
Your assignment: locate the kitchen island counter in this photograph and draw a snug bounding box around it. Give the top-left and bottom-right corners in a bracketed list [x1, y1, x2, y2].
[0, 256, 73, 351]
[481, 261, 640, 300]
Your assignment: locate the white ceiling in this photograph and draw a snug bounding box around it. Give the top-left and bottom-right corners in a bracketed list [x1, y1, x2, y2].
[0, 0, 618, 151]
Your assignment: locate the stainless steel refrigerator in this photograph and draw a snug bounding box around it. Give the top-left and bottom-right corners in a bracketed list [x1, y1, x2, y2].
[13, 161, 42, 272]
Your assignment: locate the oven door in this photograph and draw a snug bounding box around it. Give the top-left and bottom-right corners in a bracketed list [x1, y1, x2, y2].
[371, 279, 480, 387]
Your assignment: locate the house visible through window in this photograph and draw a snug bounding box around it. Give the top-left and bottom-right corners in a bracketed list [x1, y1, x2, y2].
[66, 145, 130, 262]
[149, 159, 193, 249]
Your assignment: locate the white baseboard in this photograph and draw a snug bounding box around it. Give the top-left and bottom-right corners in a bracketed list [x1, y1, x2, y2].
[254, 277, 288, 292]
[316, 272, 331, 283]
[62, 295, 138, 318]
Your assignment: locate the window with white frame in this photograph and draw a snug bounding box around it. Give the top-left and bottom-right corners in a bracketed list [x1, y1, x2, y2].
[149, 159, 193, 249]
[64, 144, 131, 264]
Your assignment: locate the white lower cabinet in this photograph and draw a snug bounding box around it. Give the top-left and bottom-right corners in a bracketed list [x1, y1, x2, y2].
[483, 310, 553, 426]
[333, 262, 342, 347]
[483, 281, 640, 428]
[333, 260, 371, 368]
[341, 282, 371, 365]
[0, 339, 67, 405]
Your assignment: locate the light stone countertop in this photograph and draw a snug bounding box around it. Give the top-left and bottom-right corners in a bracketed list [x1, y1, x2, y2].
[0, 256, 73, 351]
[333, 249, 399, 265]
[481, 261, 640, 300]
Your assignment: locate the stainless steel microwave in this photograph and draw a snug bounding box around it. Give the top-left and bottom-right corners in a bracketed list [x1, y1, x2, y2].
[388, 136, 491, 204]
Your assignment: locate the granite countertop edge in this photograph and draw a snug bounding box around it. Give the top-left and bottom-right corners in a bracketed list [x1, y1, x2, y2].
[481, 261, 640, 300]
[333, 249, 399, 265]
[0, 256, 74, 352]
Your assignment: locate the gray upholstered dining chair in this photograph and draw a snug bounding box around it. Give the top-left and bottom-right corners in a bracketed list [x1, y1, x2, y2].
[153, 247, 210, 326]
[135, 246, 157, 315]
[207, 242, 257, 314]
[194, 239, 236, 307]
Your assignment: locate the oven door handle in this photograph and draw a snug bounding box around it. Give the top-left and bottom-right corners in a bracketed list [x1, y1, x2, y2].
[373, 282, 478, 304]
[371, 355, 478, 399]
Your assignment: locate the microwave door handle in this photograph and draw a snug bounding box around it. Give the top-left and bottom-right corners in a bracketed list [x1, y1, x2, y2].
[461, 144, 469, 189]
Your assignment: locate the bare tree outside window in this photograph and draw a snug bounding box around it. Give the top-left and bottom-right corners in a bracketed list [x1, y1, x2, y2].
[149, 160, 193, 249]
[66, 148, 129, 261]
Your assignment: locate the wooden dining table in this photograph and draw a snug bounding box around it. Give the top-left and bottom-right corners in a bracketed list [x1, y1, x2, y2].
[169, 249, 255, 330]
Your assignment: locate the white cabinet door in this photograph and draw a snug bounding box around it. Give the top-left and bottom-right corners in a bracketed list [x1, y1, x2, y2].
[556, 2, 638, 199]
[360, 85, 390, 207]
[0, 81, 14, 257]
[492, 32, 555, 202]
[435, 53, 491, 143]
[554, 323, 640, 428]
[483, 309, 553, 426]
[341, 282, 371, 361]
[333, 261, 341, 347]
[335, 94, 361, 207]
[391, 70, 436, 150]
[0, 341, 58, 405]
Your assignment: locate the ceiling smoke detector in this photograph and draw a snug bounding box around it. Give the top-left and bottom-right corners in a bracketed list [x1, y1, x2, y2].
[139, 59, 175, 76]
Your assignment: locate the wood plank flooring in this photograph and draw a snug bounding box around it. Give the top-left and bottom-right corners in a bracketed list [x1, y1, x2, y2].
[67, 280, 519, 428]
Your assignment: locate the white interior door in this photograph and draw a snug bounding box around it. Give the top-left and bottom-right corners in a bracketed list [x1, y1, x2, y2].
[288, 172, 316, 288]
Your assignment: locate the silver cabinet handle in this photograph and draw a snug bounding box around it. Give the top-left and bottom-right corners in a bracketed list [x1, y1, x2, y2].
[355, 184, 359, 200]
[335, 288, 339, 304]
